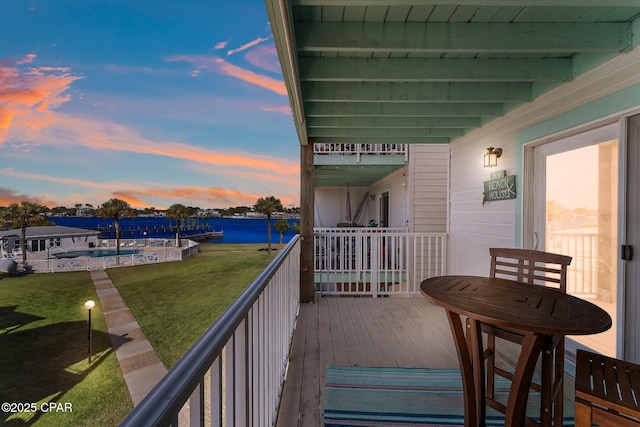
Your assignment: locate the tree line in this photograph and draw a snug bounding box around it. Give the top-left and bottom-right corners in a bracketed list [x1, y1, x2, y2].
[1, 196, 297, 265]
[36, 204, 299, 218]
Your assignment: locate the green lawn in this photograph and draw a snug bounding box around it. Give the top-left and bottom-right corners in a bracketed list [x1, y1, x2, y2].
[0, 271, 132, 426]
[0, 243, 277, 425]
[108, 243, 276, 368]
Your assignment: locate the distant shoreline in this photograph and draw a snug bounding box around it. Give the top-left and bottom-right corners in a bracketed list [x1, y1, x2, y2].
[48, 216, 297, 245]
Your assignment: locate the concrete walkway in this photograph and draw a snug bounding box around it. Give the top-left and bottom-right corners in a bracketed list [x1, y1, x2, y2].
[90, 270, 167, 406]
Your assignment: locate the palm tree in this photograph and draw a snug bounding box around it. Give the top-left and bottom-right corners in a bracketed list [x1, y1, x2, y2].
[165, 204, 197, 247]
[273, 218, 291, 245]
[97, 198, 136, 255]
[2, 202, 50, 265]
[254, 196, 284, 253]
[293, 221, 300, 234]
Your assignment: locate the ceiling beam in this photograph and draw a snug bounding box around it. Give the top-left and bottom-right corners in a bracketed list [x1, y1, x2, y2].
[299, 57, 572, 82]
[308, 127, 465, 138]
[297, 23, 631, 53]
[293, 0, 640, 6]
[312, 136, 451, 144]
[305, 102, 503, 117]
[302, 82, 532, 103]
[306, 116, 482, 128]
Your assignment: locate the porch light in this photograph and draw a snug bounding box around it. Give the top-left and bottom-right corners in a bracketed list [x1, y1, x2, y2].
[483, 147, 502, 167]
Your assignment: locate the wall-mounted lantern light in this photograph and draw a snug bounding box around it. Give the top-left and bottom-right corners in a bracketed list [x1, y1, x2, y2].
[483, 147, 503, 167]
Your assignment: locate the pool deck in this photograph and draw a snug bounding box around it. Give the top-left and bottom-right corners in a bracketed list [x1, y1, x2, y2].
[23, 244, 182, 261]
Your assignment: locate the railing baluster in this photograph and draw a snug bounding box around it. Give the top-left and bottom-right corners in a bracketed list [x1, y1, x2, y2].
[119, 237, 300, 427]
[224, 341, 234, 427]
[548, 232, 600, 297]
[189, 380, 204, 426]
[313, 228, 446, 296]
[236, 319, 248, 426]
[211, 357, 222, 427]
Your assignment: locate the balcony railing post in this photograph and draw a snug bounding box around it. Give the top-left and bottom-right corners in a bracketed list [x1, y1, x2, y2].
[119, 236, 300, 427]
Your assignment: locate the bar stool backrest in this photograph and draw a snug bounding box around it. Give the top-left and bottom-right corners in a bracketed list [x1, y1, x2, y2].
[489, 247, 572, 292]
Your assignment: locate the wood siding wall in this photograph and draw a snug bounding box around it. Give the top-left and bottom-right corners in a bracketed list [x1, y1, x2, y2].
[447, 44, 640, 277]
[408, 144, 449, 233]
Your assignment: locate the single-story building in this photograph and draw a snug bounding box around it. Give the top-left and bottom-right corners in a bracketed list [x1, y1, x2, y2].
[0, 226, 100, 259]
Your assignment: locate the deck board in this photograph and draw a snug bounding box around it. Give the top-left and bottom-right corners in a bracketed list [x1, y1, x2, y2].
[363, 298, 415, 367]
[276, 295, 578, 427]
[301, 302, 321, 427]
[276, 296, 459, 427]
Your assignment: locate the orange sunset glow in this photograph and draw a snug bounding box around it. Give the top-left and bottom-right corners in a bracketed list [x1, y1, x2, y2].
[2, 10, 300, 210]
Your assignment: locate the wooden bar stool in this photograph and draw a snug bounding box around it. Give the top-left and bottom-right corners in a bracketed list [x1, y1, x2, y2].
[480, 248, 572, 426]
[575, 349, 640, 426]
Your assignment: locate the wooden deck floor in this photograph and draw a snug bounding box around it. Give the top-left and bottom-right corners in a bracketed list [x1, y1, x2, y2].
[275, 295, 576, 427]
[276, 296, 464, 427]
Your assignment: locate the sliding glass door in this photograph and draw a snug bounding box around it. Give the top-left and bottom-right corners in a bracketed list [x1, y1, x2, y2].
[530, 123, 619, 357]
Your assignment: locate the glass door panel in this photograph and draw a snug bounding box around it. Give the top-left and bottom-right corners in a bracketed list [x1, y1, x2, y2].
[542, 138, 618, 357]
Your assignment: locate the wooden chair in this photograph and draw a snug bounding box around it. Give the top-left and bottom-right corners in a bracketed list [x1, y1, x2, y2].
[574, 349, 640, 426]
[481, 248, 572, 426]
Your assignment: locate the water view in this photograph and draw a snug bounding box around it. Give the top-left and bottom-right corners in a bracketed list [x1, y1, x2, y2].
[49, 216, 298, 245]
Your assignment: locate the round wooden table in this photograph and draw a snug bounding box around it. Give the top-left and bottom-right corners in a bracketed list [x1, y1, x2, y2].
[421, 275, 612, 427]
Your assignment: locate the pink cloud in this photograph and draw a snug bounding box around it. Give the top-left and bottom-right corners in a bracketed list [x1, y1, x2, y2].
[0, 167, 128, 190]
[0, 187, 56, 207]
[0, 54, 82, 144]
[166, 54, 286, 96]
[227, 37, 271, 56]
[10, 112, 299, 176]
[0, 168, 298, 209]
[105, 119, 293, 173]
[245, 44, 282, 74]
[262, 105, 292, 115]
[16, 54, 36, 65]
[216, 58, 287, 95]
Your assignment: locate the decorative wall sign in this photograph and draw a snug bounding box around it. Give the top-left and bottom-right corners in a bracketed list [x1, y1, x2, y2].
[490, 170, 506, 180]
[483, 174, 516, 204]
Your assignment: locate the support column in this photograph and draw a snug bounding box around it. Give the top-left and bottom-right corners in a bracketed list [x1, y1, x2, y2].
[300, 142, 315, 303]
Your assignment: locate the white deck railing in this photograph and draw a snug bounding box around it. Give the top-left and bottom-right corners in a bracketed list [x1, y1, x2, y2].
[314, 143, 408, 162]
[120, 236, 300, 427]
[314, 228, 447, 296]
[547, 231, 599, 296]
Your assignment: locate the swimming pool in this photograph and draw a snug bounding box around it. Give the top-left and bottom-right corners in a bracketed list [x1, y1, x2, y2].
[53, 248, 141, 258]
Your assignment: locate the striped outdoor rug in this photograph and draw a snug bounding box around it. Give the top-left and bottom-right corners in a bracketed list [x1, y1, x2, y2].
[324, 366, 575, 426]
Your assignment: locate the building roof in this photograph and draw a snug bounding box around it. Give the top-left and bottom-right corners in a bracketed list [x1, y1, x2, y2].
[0, 226, 100, 239]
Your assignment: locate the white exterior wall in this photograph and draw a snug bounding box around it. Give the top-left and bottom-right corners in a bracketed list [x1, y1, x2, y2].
[1, 233, 100, 256]
[34, 235, 100, 253]
[369, 167, 409, 228]
[314, 186, 370, 227]
[59, 235, 100, 250]
[408, 144, 449, 233]
[447, 45, 640, 276]
[448, 136, 517, 276]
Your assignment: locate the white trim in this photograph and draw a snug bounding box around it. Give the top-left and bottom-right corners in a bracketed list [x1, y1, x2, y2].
[523, 119, 629, 358]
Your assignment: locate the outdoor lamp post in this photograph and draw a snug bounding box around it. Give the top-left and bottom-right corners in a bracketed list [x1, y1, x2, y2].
[84, 300, 96, 362]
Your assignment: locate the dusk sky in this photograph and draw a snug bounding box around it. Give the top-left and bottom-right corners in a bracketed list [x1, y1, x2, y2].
[1, 0, 300, 210]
